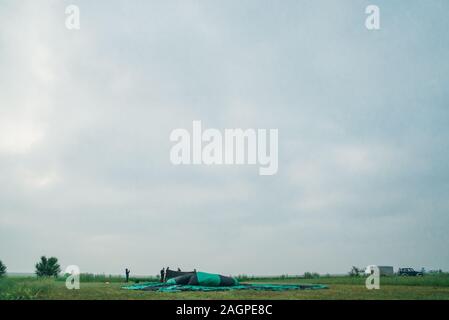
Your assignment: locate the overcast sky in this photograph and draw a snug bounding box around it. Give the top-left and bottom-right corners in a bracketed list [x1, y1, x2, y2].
[1, 0, 448, 275]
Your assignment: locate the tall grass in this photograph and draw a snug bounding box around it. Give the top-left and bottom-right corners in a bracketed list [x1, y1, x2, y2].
[56, 273, 159, 283]
[264, 273, 449, 287]
[236, 274, 306, 281]
[0, 278, 53, 300]
[237, 273, 449, 287]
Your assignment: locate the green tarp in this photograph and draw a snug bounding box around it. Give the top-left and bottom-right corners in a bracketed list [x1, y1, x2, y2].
[166, 271, 238, 287]
[123, 282, 328, 293]
[123, 271, 328, 292]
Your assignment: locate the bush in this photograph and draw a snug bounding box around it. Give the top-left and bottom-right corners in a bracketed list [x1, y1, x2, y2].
[349, 266, 361, 277]
[0, 260, 6, 277]
[35, 256, 61, 277]
[236, 274, 252, 281]
[303, 272, 320, 279]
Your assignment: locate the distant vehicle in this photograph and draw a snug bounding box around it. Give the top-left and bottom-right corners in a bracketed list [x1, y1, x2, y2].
[398, 268, 423, 276]
[364, 265, 394, 276]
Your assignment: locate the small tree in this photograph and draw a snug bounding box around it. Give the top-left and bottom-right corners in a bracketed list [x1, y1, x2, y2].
[35, 256, 61, 277]
[0, 260, 6, 277]
[349, 266, 361, 277]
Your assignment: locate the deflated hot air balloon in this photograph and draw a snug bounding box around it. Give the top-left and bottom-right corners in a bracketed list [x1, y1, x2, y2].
[166, 271, 238, 287]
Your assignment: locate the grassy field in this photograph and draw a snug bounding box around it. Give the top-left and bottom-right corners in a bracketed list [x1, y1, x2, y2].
[1, 274, 449, 300]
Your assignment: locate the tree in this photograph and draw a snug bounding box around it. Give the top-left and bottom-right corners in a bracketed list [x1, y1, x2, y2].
[35, 256, 61, 277]
[303, 272, 320, 279]
[0, 260, 6, 277]
[349, 266, 361, 277]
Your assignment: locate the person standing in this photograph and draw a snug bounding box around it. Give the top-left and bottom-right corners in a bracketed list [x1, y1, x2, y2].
[165, 266, 170, 282]
[160, 268, 165, 282]
[125, 268, 130, 283]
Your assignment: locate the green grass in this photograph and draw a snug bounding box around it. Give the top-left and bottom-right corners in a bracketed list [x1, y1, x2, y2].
[291, 274, 449, 287]
[1, 274, 449, 300]
[0, 278, 53, 300]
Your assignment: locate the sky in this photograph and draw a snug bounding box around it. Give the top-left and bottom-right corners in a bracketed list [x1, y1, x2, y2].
[1, 0, 449, 276]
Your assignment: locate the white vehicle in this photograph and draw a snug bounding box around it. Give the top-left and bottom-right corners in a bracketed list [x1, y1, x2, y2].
[364, 265, 394, 276]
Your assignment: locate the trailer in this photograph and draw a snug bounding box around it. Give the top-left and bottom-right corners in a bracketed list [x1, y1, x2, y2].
[364, 265, 394, 276]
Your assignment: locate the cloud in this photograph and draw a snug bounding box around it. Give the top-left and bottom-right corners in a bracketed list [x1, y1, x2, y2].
[1, 0, 449, 275]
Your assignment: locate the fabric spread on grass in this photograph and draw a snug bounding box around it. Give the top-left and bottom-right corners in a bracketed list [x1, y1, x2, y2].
[166, 271, 239, 287]
[124, 282, 328, 293]
[123, 271, 327, 292]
